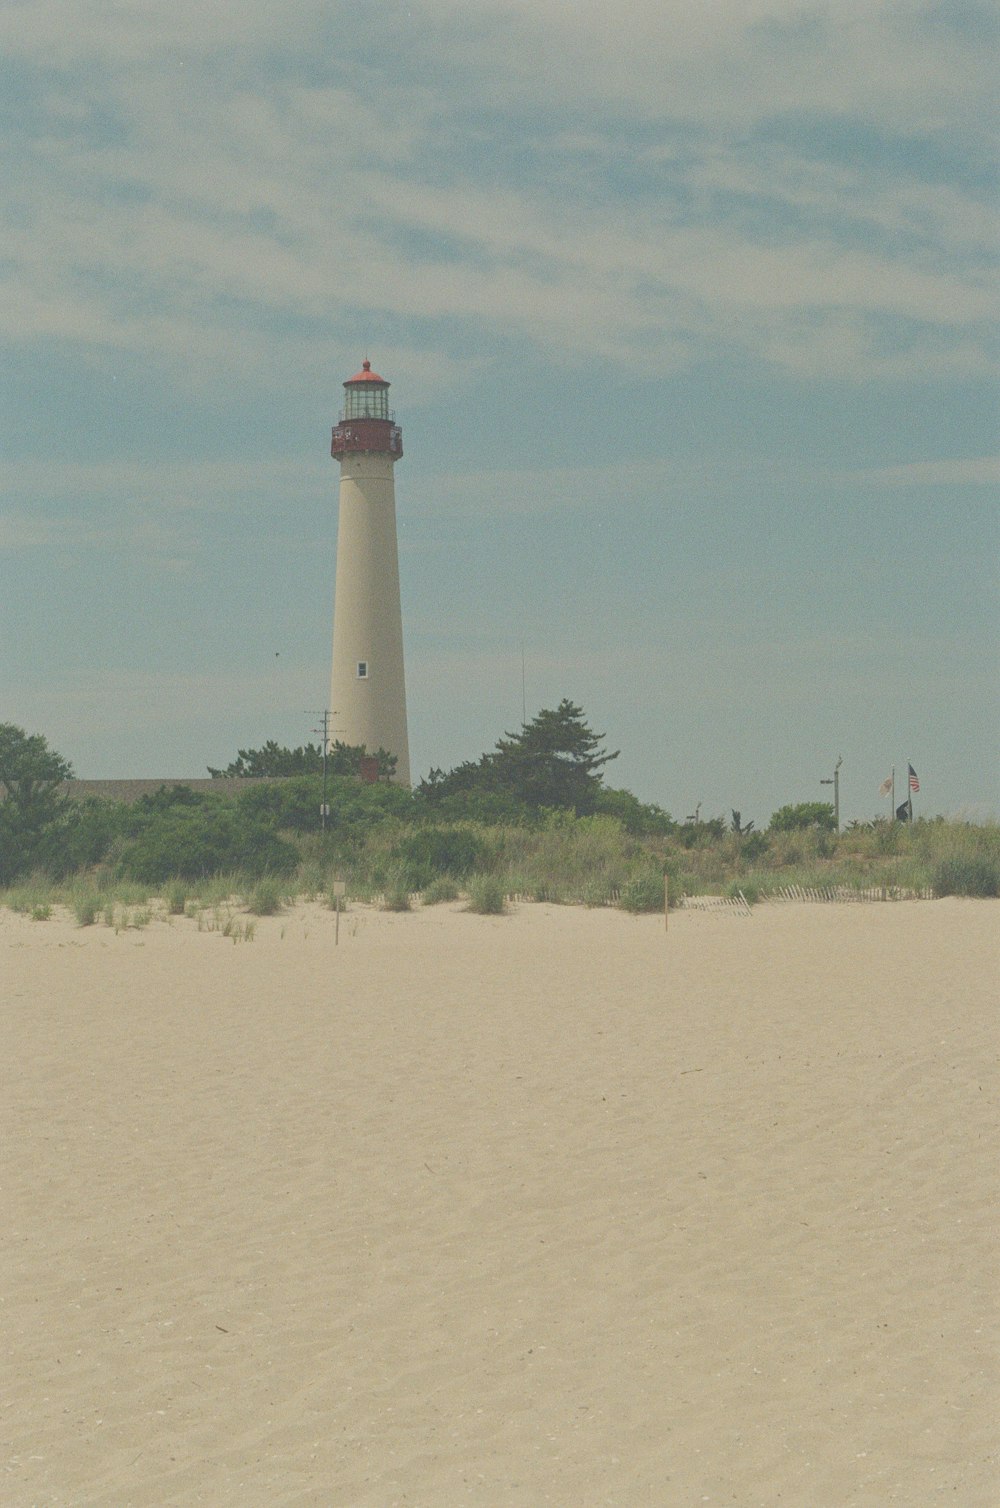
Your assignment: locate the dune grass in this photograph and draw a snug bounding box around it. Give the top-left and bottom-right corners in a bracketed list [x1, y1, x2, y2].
[466, 875, 507, 914]
[2, 817, 997, 927]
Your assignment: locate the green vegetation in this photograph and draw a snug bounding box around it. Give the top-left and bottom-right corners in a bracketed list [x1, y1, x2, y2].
[931, 854, 1000, 898]
[0, 724, 74, 883]
[619, 870, 668, 913]
[209, 739, 397, 781]
[73, 890, 101, 926]
[466, 875, 507, 914]
[768, 801, 837, 833]
[2, 718, 998, 923]
[247, 878, 285, 915]
[416, 700, 619, 817]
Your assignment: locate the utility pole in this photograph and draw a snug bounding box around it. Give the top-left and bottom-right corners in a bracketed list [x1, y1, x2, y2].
[821, 754, 842, 831]
[306, 709, 337, 831]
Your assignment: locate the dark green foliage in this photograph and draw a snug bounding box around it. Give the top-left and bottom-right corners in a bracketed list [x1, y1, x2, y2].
[236, 776, 324, 832]
[593, 787, 675, 835]
[414, 785, 536, 826]
[38, 797, 131, 878]
[0, 725, 74, 883]
[769, 802, 837, 833]
[237, 775, 414, 836]
[135, 783, 208, 812]
[931, 855, 1000, 898]
[738, 829, 770, 862]
[209, 740, 397, 779]
[677, 815, 727, 848]
[416, 700, 617, 815]
[393, 827, 486, 888]
[119, 805, 298, 883]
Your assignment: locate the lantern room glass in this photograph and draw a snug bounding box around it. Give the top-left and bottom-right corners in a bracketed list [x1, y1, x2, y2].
[344, 383, 389, 421]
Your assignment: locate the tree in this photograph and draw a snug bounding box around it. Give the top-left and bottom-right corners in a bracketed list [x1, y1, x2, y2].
[768, 801, 836, 833]
[592, 787, 675, 836]
[416, 700, 619, 815]
[0, 725, 74, 883]
[209, 740, 397, 780]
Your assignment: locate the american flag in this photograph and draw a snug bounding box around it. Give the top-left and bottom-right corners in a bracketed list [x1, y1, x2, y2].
[908, 764, 920, 793]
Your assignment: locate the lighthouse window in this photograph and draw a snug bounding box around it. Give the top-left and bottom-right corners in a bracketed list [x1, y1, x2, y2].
[357, 661, 368, 679]
[344, 386, 389, 421]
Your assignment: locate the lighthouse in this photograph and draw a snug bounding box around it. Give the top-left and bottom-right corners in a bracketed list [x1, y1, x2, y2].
[329, 359, 410, 785]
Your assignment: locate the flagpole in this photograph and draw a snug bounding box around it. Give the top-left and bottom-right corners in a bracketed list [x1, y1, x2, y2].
[891, 765, 895, 822]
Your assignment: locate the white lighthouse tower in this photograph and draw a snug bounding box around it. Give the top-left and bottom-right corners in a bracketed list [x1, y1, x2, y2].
[329, 359, 410, 785]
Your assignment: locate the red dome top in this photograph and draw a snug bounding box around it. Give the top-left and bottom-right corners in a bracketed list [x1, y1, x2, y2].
[345, 358, 388, 385]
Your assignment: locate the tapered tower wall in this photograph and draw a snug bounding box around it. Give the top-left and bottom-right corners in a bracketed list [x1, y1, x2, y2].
[329, 365, 410, 786]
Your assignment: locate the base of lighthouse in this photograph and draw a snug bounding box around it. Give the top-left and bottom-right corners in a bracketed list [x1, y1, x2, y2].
[330, 450, 410, 786]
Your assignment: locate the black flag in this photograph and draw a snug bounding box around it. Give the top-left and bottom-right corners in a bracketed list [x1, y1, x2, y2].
[896, 800, 912, 822]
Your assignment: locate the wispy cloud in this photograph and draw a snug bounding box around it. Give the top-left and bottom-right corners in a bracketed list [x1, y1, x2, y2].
[859, 456, 1000, 487]
[2, 0, 995, 385]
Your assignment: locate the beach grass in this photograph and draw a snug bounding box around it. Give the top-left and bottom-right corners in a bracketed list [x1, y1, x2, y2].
[3, 814, 998, 924]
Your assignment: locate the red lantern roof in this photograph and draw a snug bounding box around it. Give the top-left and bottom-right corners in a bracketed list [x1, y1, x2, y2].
[345, 358, 388, 385]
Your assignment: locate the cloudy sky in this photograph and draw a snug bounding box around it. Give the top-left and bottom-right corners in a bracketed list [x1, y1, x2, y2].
[3, 0, 997, 823]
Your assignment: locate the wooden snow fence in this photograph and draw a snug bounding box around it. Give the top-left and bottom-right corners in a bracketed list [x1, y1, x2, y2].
[768, 884, 934, 903]
[677, 893, 754, 917]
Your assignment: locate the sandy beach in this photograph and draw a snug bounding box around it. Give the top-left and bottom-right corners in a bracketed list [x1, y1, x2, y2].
[3, 897, 997, 1506]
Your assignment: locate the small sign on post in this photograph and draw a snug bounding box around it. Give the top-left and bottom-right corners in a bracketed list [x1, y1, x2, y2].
[332, 879, 346, 944]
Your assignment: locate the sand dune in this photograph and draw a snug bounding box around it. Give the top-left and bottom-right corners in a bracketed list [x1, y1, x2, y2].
[3, 898, 997, 1506]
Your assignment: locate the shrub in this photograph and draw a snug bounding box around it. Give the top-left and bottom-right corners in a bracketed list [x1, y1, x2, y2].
[618, 871, 666, 913]
[4, 881, 54, 914]
[931, 856, 1000, 898]
[422, 876, 460, 904]
[238, 776, 415, 838]
[166, 883, 187, 915]
[381, 866, 412, 911]
[580, 874, 616, 907]
[739, 830, 770, 862]
[119, 808, 298, 883]
[38, 797, 132, 878]
[74, 892, 101, 926]
[769, 802, 836, 833]
[467, 875, 507, 914]
[395, 826, 486, 888]
[31, 903, 52, 921]
[592, 787, 674, 835]
[415, 788, 536, 827]
[677, 816, 728, 848]
[248, 878, 284, 915]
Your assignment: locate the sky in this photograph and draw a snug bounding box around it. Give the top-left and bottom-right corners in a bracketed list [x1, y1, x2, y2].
[2, 0, 997, 826]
